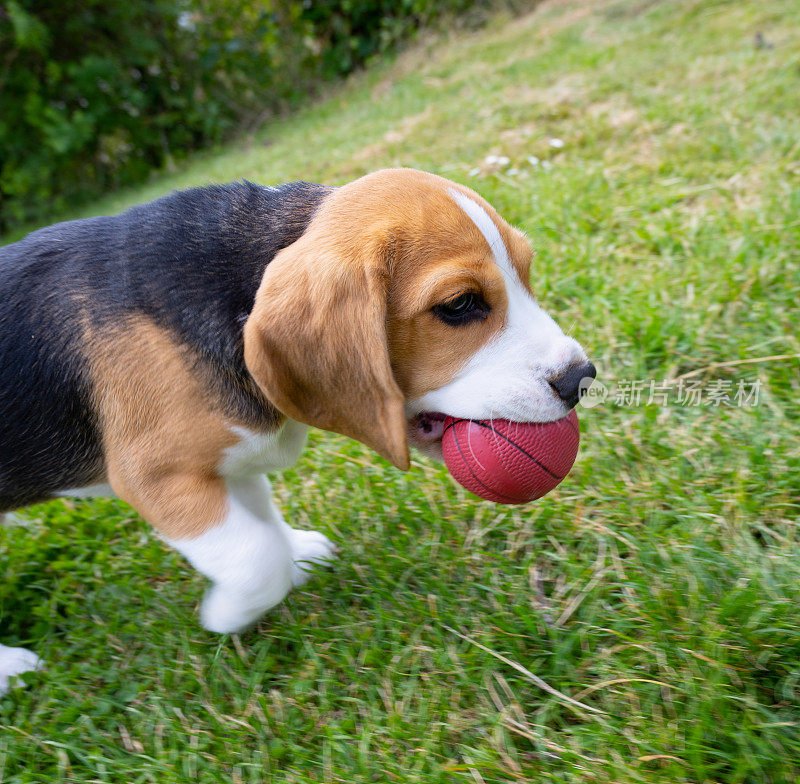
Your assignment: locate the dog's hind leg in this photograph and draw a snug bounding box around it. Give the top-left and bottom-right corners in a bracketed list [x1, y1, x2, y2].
[0, 644, 40, 696]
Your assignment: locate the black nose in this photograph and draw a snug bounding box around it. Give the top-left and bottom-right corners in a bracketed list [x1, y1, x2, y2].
[548, 360, 597, 408]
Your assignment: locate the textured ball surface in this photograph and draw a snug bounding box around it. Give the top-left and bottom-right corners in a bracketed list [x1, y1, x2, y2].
[442, 410, 580, 504]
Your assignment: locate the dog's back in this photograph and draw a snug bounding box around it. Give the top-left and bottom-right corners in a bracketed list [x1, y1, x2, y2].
[0, 181, 331, 511]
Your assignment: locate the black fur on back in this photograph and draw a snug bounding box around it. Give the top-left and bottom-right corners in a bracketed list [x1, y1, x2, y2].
[0, 180, 333, 511]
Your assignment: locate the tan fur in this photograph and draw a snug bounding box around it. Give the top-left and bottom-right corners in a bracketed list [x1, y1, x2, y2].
[244, 169, 533, 469]
[86, 317, 244, 539]
[387, 256, 508, 399]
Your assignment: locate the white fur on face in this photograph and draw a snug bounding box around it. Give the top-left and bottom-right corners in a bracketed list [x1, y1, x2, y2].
[407, 189, 588, 423]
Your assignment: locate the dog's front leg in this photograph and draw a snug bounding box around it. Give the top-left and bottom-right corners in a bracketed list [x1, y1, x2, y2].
[160, 476, 294, 633]
[164, 475, 335, 633]
[222, 474, 338, 591]
[111, 454, 336, 633]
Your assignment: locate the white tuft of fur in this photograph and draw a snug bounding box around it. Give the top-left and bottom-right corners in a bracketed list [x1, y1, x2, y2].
[289, 529, 338, 587]
[0, 645, 40, 696]
[220, 419, 309, 478]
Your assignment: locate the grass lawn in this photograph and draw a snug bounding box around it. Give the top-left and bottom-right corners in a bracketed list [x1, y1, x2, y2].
[2, 0, 800, 780]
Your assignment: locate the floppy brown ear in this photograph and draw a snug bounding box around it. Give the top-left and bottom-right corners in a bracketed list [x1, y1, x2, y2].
[243, 228, 410, 470]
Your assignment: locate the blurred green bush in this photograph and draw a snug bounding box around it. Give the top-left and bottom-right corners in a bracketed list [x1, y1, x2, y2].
[0, 0, 490, 232]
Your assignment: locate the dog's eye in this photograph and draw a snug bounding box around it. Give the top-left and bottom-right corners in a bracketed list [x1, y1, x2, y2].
[432, 292, 490, 326]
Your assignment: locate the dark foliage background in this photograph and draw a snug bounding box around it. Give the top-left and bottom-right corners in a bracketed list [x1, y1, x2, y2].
[0, 0, 490, 232]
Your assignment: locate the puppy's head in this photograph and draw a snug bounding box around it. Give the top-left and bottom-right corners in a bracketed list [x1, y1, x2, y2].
[244, 168, 593, 470]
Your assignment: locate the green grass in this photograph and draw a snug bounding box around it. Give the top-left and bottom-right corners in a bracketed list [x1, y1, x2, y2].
[2, 0, 800, 781]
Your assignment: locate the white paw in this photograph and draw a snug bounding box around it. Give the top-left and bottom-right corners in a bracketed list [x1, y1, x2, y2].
[289, 529, 337, 587]
[0, 645, 40, 696]
[201, 586, 260, 634]
[200, 569, 293, 634]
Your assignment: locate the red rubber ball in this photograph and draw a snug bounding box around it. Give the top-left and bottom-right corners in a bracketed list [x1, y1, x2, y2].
[441, 410, 580, 504]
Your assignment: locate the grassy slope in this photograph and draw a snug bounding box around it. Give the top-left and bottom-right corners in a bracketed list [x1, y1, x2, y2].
[2, 0, 800, 781]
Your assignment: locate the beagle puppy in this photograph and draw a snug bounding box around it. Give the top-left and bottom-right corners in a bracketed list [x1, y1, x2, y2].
[0, 168, 593, 692]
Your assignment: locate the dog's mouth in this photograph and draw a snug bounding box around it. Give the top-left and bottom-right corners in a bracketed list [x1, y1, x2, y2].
[407, 411, 448, 459]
